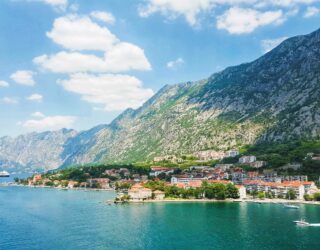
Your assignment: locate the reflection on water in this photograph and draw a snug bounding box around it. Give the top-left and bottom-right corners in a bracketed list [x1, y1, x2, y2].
[0, 187, 320, 250]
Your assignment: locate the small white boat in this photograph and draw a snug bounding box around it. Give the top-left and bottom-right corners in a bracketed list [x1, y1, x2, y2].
[294, 219, 310, 226]
[284, 204, 299, 209]
[0, 171, 10, 177]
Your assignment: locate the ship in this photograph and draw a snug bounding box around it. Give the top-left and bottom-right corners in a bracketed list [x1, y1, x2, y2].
[0, 171, 10, 177]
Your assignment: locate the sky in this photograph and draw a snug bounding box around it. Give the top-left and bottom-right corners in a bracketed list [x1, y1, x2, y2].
[0, 0, 320, 137]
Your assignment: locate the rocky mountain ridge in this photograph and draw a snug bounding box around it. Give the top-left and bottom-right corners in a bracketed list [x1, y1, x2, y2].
[1, 28, 320, 171]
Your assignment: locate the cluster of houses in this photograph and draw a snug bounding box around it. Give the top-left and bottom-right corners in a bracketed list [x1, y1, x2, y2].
[28, 151, 320, 201]
[30, 174, 112, 189]
[243, 180, 318, 200]
[127, 180, 247, 201]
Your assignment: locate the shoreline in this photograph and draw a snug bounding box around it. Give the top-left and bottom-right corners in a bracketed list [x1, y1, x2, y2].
[0, 183, 115, 192]
[3, 184, 320, 205]
[128, 198, 320, 205]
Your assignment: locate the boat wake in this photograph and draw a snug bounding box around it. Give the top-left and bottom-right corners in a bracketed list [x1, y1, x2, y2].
[309, 224, 320, 227]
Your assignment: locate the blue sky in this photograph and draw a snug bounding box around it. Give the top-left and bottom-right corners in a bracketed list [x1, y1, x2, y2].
[0, 0, 320, 137]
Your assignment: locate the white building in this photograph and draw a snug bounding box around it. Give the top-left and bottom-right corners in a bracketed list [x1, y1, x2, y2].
[153, 190, 165, 200]
[128, 184, 152, 201]
[171, 175, 208, 184]
[226, 150, 239, 158]
[236, 185, 247, 199]
[239, 156, 256, 164]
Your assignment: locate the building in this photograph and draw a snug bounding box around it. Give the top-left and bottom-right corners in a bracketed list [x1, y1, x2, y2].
[171, 175, 208, 184]
[248, 161, 267, 168]
[67, 181, 78, 188]
[149, 166, 174, 177]
[33, 175, 42, 182]
[239, 156, 256, 164]
[283, 181, 318, 195]
[236, 185, 247, 199]
[243, 180, 305, 200]
[132, 174, 141, 182]
[128, 183, 152, 201]
[196, 150, 226, 161]
[153, 190, 165, 200]
[226, 150, 239, 158]
[88, 178, 110, 189]
[215, 164, 233, 171]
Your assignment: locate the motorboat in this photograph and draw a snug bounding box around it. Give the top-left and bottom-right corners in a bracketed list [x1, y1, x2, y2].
[284, 204, 299, 209]
[294, 219, 310, 226]
[0, 171, 9, 177]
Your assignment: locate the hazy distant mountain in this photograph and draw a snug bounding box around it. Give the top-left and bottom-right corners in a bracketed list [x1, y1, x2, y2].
[1, 28, 320, 171]
[0, 129, 77, 171]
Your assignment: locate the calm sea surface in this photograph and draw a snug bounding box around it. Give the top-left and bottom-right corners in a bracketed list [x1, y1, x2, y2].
[1, 186, 320, 250]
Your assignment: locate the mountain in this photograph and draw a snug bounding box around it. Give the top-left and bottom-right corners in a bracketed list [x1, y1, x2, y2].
[1, 28, 320, 171]
[0, 129, 77, 172]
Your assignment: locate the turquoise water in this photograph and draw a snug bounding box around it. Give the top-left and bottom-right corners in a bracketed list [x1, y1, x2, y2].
[1, 187, 320, 250]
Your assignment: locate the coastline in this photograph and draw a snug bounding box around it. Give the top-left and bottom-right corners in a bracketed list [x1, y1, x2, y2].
[0, 183, 115, 192]
[128, 198, 320, 205]
[3, 184, 320, 206]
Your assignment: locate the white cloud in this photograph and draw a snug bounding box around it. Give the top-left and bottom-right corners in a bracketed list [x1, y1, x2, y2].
[0, 81, 9, 87]
[138, 0, 317, 28]
[10, 70, 35, 86]
[58, 73, 154, 111]
[261, 36, 288, 53]
[31, 111, 45, 118]
[34, 43, 151, 73]
[138, 0, 216, 27]
[21, 114, 76, 132]
[46, 15, 118, 51]
[90, 11, 115, 24]
[26, 93, 43, 102]
[216, 7, 284, 34]
[35, 15, 151, 73]
[304, 6, 320, 17]
[2, 97, 19, 104]
[167, 57, 184, 69]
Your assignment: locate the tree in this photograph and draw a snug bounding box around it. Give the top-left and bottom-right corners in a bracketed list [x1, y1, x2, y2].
[225, 183, 239, 199]
[304, 194, 313, 201]
[257, 192, 265, 199]
[313, 192, 320, 201]
[265, 192, 274, 199]
[286, 189, 297, 200]
[251, 190, 258, 199]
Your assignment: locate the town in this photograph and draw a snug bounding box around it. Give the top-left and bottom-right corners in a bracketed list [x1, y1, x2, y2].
[14, 149, 320, 203]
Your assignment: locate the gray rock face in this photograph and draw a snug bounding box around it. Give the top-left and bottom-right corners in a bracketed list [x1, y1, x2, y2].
[0, 129, 77, 171]
[1, 28, 320, 171]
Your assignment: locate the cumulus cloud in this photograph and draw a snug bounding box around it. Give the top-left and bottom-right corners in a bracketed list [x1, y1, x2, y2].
[10, 70, 35, 86]
[0, 81, 9, 87]
[46, 15, 118, 51]
[216, 7, 284, 34]
[304, 6, 320, 17]
[35, 15, 151, 74]
[167, 57, 184, 69]
[26, 93, 43, 102]
[34, 43, 151, 73]
[138, 0, 216, 26]
[90, 11, 115, 24]
[138, 0, 316, 28]
[2, 97, 19, 104]
[261, 36, 288, 53]
[21, 114, 76, 132]
[31, 111, 45, 118]
[34, 14, 153, 112]
[58, 73, 154, 111]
